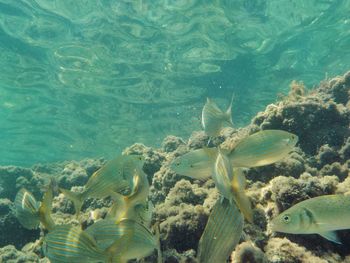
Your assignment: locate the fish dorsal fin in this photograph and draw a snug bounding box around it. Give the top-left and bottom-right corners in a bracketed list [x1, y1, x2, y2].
[224, 92, 234, 126]
[226, 92, 235, 114]
[318, 231, 342, 244]
[231, 168, 246, 193]
[202, 146, 218, 160]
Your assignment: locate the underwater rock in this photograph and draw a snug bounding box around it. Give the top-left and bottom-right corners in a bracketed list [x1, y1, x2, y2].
[162, 249, 197, 263]
[339, 137, 350, 161]
[150, 165, 189, 204]
[161, 135, 186, 153]
[58, 158, 105, 189]
[0, 198, 39, 248]
[155, 180, 216, 253]
[318, 71, 350, 105]
[264, 237, 328, 263]
[231, 242, 268, 263]
[252, 73, 350, 156]
[165, 179, 209, 206]
[123, 143, 166, 180]
[0, 166, 34, 199]
[157, 203, 208, 253]
[319, 161, 349, 180]
[0, 245, 40, 263]
[269, 173, 338, 212]
[187, 131, 210, 149]
[316, 144, 340, 168]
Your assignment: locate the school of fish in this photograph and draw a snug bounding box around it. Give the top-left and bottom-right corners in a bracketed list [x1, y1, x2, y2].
[15, 95, 344, 263]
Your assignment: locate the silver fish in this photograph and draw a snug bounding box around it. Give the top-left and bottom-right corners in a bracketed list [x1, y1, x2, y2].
[85, 219, 161, 263]
[201, 95, 234, 137]
[270, 194, 350, 244]
[60, 154, 144, 215]
[14, 183, 55, 231]
[229, 130, 298, 167]
[170, 148, 217, 181]
[197, 198, 243, 263]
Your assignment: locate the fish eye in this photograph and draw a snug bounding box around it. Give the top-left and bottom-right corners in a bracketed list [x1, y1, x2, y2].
[190, 164, 194, 168]
[175, 162, 180, 166]
[282, 214, 291, 223]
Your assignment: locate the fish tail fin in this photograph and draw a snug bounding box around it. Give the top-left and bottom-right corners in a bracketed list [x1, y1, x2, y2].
[59, 188, 83, 216]
[39, 183, 55, 231]
[225, 92, 234, 126]
[231, 168, 253, 222]
[106, 192, 128, 222]
[234, 192, 253, 223]
[154, 222, 162, 263]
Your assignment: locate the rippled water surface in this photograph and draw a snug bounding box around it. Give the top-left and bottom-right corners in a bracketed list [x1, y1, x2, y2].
[1, 0, 349, 165]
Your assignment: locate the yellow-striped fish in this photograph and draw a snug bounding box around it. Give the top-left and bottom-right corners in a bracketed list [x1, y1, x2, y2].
[14, 183, 55, 231]
[43, 225, 104, 263]
[214, 150, 253, 222]
[197, 198, 243, 263]
[270, 194, 350, 244]
[14, 188, 40, 230]
[85, 219, 162, 263]
[170, 148, 217, 181]
[228, 130, 298, 167]
[60, 154, 144, 215]
[107, 168, 151, 225]
[202, 95, 234, 137]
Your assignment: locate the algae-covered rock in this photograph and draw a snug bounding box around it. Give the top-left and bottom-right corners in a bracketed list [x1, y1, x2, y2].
[155, 180, 216, 253]
[231, 242, 268, 263]
[269, 173, 338, 212]
[264, 237, 328, 263]
[0, 198, 39, 248]
[161, 135, 186, 153]
[0, 245, 40, 263]
[123, 143, 166, 180]
[0, 166, 34, 199]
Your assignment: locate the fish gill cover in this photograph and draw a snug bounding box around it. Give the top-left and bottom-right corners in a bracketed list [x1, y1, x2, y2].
[0, 0, 349, 166]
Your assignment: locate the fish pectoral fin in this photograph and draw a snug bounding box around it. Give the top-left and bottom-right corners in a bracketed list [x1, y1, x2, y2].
[318, 231, 342, 244]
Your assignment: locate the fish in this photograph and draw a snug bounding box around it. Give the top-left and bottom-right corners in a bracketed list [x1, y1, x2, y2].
[14, 188, 41, 230]
[170, 130, 297, 180]
[197, 198, 243, 263]
[85, 219, 162, 263]
[228, 130, 298, 167]
[14, 182, 55, 231]
[170, 148, 217, 181]
[43, 225, 104, 263]
[59, 154, 145, 215]
[201, 95, 234, 137]
[213, 150, 253, 222]
[270, 194, 350, 244]
[107, 168, 151, 225]
[43, 224, 130, 263]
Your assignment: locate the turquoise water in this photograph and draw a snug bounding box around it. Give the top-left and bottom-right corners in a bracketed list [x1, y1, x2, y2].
[0, 0, 349, 166]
